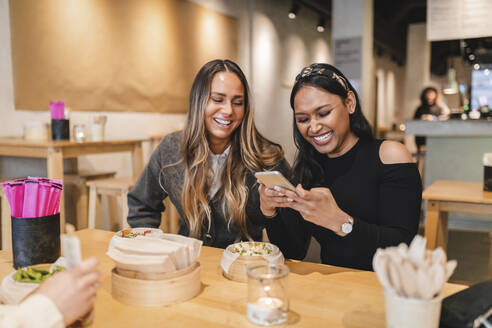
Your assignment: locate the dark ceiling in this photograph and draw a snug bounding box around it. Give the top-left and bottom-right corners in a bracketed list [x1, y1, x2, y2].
[374, 0, 492, 75]
[299, 0, 492, 75]
[374, 0, 426, 66]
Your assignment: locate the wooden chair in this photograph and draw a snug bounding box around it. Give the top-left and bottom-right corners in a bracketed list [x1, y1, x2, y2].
[64, 170, 116, 229]
[87, 177, 137, 230]
[150, 130, 181, 234]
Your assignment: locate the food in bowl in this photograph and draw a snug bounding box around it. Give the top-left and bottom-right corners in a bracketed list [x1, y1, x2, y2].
[14, 265, 65, 284]
[120, 228, 153, 238]
[230, 241, 274, 256]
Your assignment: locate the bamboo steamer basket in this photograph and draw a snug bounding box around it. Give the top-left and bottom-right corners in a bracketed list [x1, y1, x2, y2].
[111, 262, 201, 307]
[221, 242, 284, 283]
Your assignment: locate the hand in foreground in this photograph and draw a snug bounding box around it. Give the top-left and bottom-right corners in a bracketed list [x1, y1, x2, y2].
[257, 182, 293, 217]
[274, 184, 348, 233]
[36, 257, 101, 326]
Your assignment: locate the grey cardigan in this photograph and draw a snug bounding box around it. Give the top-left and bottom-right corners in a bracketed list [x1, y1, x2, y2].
[127, 131, 290, 248]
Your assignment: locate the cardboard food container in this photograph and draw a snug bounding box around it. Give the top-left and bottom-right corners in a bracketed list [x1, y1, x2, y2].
[221, 242, 284, 283]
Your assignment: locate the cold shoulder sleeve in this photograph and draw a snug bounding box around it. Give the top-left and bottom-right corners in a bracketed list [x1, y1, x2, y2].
[342, 163, 422, 269]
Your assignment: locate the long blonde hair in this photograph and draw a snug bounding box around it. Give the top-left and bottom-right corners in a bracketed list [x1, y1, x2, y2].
[181, 59, 283, 239]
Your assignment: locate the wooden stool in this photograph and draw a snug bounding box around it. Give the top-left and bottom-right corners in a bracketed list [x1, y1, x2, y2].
[0, 186, 12, 250]
[65, 170, 116, 229]
[87, 177, 137, 230]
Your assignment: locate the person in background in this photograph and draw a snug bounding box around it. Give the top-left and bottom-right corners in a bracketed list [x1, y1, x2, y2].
[127, 59, 288, 248]
[0, 257, 101, 328]
[258, 63, 422, 271]
[413, 86, 448, 152]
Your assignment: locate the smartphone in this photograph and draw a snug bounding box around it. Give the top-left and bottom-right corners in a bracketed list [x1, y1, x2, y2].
[255, 171, 296, 191]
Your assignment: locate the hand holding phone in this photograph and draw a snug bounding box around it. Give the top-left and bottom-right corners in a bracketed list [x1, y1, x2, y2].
[255, 171, 296, 191]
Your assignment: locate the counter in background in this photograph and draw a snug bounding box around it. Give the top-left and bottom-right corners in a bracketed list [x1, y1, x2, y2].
[405, 119, 492, 230]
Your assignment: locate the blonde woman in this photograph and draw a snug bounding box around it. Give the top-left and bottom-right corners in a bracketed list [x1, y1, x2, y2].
[127, 59, 288, 247]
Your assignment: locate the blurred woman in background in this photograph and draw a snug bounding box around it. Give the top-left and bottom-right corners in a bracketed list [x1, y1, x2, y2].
[413, 86, 448, 151]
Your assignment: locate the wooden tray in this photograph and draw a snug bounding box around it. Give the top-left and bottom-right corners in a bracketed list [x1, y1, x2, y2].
[111, 262, 201, 307]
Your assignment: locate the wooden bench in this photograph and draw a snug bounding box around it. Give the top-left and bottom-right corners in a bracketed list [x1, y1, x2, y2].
[423, 180, 492, 278]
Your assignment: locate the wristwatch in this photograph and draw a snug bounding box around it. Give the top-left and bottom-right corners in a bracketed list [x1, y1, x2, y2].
[340, 216, 354, 236]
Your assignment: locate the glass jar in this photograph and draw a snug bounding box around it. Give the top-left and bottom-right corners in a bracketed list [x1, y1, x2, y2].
[72, 124, 86, 142]
[246, 264, 289, 326]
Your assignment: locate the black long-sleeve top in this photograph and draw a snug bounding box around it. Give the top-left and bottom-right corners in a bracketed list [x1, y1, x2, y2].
[265, 138, 422, 271]
[127, 131, 290, 249]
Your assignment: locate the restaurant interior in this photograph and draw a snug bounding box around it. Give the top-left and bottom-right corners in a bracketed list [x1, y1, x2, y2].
[0, 0, 491, 327]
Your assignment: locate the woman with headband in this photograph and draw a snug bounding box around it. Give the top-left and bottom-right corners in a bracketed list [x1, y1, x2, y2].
[127, 59, 288, 248]
[258, 63, 422, 270]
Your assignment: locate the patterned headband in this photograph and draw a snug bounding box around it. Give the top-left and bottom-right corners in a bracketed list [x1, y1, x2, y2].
[295, 66, 349, 91]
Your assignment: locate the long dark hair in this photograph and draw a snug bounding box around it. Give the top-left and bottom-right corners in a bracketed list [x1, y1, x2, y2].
[420, 86, 438, 107]
[290, 63, 373, 188]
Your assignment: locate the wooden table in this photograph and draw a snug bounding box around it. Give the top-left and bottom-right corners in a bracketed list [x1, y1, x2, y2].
[423, 180, 492, 278]
[0, 229, 466, 327]
[0, 138, 145, 239]
[423, 180, 492, 249]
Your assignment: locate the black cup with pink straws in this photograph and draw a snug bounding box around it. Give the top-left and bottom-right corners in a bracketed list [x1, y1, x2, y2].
[1, 177, 62, 268]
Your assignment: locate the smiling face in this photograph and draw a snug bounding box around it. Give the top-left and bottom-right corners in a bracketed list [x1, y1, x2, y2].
[204, 71, 245, 153]
[293, 86, 358, 157]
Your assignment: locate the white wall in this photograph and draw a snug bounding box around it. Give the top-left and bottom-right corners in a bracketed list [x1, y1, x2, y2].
[374, 53, 406, 127]
[250, 1, 331, 162]
[402, 23, 430, 121]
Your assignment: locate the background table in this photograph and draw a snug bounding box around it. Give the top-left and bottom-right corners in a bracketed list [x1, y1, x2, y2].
[423, 180, 492, 278]
[0, 138, 145, 243]
[0, 229, 466, 327]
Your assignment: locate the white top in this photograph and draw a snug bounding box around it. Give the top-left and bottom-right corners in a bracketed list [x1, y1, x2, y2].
[484, 153, 492, 166]
[208, 145, 231, 199]
[0, 294, 63, 328]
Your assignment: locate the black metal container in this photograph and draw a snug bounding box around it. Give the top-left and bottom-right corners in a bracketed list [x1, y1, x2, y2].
[11, 213, 60, 268]
[51, 119, 70, 140]
[485, 165, 492, 192]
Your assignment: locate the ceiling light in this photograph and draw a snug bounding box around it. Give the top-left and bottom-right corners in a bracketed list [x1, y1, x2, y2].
[468, 53, 476, 61]
[288, 2, 300, 19]
[443, 67, 458, 95]
[474, 63, 480, 70]
[317, 16, 325, 32]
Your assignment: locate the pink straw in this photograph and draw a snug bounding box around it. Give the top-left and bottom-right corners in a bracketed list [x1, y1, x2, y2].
[37, 181, 51, 217]
[49, 185, 63, 215]
[22, 179, 39, 218]
[6, 182, 24, 217]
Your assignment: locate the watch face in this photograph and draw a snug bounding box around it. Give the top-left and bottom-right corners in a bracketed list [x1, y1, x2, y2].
[342, 222, 353, 234]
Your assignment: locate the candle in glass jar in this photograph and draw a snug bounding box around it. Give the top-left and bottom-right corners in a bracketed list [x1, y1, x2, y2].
[247, 296, 285, 326]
